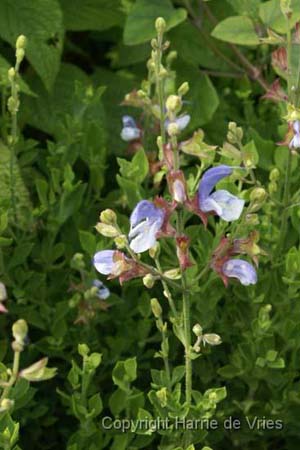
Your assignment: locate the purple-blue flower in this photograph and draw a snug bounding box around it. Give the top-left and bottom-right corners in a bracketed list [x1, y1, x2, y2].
[198, 165, 244, 221]
[165, 114, 190, 132]
[223, 259, 257, 286]
[289, 120, 300, 149]
[129, 200, 165, 253]
[121, 115, 141, 142]
[93, 250, 115, 275]
[92, 280, 110, 299]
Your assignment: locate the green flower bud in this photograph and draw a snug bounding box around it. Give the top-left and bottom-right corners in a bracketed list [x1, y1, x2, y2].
[156, 386, 167, 406]
[165, 95, 182, 113]
[203, 333, 222, 346]
[78, 343, 90, 356]
[163, 268, 181, 279]
[16, 35, 27, 50]
[166, 50, 177, 65]
[100, 209, 117, 225]
[178, 82, 189, 97]
[167, 122, 179, 136]
[71, 253, 85, 270]
[155, 17, 166, 34]
[143, 274, 155, 289]
[269, 168, 280, 182]
[149, 242, 160, 259]
[158, 67, 168, 78]
[227, 121, 243, 144]
[19, 357, 57, 382]
[280, 0, 292, 15]
[0, 398, 14, 412]
[192, 323, 203, 337]
[268, 181, 277, 194]
[8, 67, 16, 82]
[151, 38, 158, 49]
[12, 319, 28, 344]
[151, 298, 162, 318]
[16, 48, 25, 64]
[245, 213, 259, 225]
[95, 223, 119, 238]
[114, 234, 127, 249]
[250, 187, 267, 203]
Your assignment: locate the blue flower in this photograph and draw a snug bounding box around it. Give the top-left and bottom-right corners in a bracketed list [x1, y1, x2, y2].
[165, 114, 190, 132]
[222, 259, 257, 286]
[198, 165, 244, 221]
[93, 250, 115, 275]
[92, 280, 110, 299]
[121, 115, 141, 142]
[289, 120, 300, 149]
[129, 200, 165, 253]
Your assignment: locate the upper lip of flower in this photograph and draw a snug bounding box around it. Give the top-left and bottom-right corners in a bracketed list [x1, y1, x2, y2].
[198, 165, 244, 222]
[222, 258, 257, 286]
[121, 115, 141, 141]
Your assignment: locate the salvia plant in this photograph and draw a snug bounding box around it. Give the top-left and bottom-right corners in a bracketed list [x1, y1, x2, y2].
[1, 0, 300, 449]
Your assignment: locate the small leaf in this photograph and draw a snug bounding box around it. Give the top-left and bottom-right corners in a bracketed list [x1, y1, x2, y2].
[123, 0, 187, 45]
[211, 16, 259, 46]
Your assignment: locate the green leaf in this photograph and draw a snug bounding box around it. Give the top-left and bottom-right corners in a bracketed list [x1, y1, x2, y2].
[123, 0, 187, 45]
[175, 61, 219, 127]
[60, 0, 124, 31]
[211, 16, 259, 46]
[22, 63, 90, 136]
[226, 0, 260, 17]
[0, 141, 32, 227]
[0, 0, 64, 90]
[259, 0, 300, 33]
[79, 230, 96, 255]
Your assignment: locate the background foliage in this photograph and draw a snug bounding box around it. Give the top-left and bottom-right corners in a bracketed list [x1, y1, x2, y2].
[0, 0, 299, 449]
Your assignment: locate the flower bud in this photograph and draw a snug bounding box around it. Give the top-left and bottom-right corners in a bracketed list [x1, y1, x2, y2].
[12, 319, 28, 345]
[163, 268, 181, 279]
[165, 95, 182, 113]
[95, 223, 119, 238]
[167, 122, 179, 136]
[156, 387, 167, 406]
[192, 323, 203, 337]
[149, 242, 160, 259]
[16, 48, 25, 64]
[71, 253, 85, 270]
[227, 121, 243, 144]
[16, 35, 27, 49]
[158, 67, 168, 78]
[19, 357, 57, 381]
[0, 399, 14, 412]
[178, 82, 189, 96]
[151, 298, 162, 318]
[245, 213, 259, 225]
[114, 234, 127, 249]
[155, 17, 166, 34]
[166, 50, 177, 65]
[280, 0, 292, 15]
[203, 333, 222, 346]
[250, 187, 267, 203]
[143, 274, 155, 289]
[268, 181, 277, 194]
[151, 38, 158, 49]
[100, 209, 117, 225]
[8, 67, 16, 82]
[269, 168, 280, 182]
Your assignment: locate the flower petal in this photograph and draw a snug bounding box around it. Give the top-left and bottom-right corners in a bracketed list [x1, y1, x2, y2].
[293, 120, 300, 134]
[121, 115, 141, 141]
[129, 219, 161, 253]
[93, 280, 110, 299]
[130, 200, 165, 228]
[198, 165, 233, 205]
[223, 259, 257, 286]
[209, 190, 244, 221]
[93, 250, 115, 275]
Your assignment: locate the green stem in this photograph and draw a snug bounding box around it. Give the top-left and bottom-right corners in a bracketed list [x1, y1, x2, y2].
[0, 351, 21, 401]
[155, 257, 178, 317]
[172, 134, 192, 405]
[275, 13, 293, 259]
[156, 35, 166, 145]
